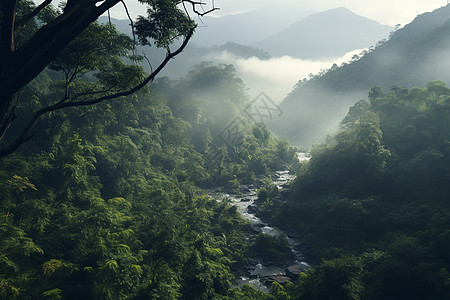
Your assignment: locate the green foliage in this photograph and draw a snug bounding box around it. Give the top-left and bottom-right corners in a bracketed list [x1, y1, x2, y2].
[271, 5, 450, 147]
[251, 234, 294, 263]
[297, 256, 364, 300]
[49, 22, 135, 75]
[0, 7, 301, 296]
[135, 0, 195, 48]
[0, 41, 298, 299]
[270, 82, 450, 299]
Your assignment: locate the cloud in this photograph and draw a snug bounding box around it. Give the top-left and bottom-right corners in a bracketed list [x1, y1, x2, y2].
[208, 49, 366, 103]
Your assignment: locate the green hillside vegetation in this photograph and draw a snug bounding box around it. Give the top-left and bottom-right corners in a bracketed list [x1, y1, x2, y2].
[260, 81, 450, 299]
[0, 20, 298, 298]
[270, 4, 450, 147]
[5, 2, 450, 300]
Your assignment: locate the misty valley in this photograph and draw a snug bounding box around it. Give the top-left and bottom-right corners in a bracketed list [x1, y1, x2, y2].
[2, 1, 450, 299]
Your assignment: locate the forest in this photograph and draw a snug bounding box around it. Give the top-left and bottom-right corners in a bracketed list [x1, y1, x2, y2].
[2, 0, 450, 299]
[259, 82, 450, 299]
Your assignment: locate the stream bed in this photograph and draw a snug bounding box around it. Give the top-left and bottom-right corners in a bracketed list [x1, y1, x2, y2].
[209, 154, 311, 291]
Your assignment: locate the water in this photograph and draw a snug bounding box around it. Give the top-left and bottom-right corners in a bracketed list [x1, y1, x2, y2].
[209, 154, 311, 290]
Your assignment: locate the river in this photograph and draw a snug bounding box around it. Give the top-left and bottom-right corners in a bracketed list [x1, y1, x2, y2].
[209, 153, 311, 291]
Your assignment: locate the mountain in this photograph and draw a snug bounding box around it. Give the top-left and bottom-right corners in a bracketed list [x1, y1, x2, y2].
[98, 16, 133, 35]
[268, 4, 450, 147]
[98, 16, 271, 79]
[253, 7, 393, 59]
[191, 7, 313, 47]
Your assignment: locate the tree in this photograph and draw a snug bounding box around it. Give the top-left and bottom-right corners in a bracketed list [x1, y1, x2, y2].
[0, 0, 218, 157]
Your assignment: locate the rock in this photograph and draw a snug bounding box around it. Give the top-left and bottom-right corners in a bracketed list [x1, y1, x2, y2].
[240, 198, 251, 202]
[240, 186, 251, 193]
[250, 225, 262, 233]
[247, 205, 259, 214]
[265, 276, 291, 285]
[286, 265, 305, 280]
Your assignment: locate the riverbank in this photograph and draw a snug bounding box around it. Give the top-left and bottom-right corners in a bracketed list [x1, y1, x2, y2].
[209, 167, 310, 291]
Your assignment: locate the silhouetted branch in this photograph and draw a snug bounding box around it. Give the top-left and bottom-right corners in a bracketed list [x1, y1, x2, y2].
[183, 0, 219, 16]
[0, 27, 195, 158]
[16, 0, 53, 29]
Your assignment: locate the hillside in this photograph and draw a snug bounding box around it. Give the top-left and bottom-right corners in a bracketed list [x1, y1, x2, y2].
[260, 82, 450, 300]
[253, 7, 392, 59]
[0, 62, 299, 299]
[269, 4, 450, 147]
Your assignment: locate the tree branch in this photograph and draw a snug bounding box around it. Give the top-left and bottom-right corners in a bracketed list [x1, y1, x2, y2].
[0, 27, 195, 158]
[0, 0, 121, 106]
[183, 0, 219, 16]
[15, 0, 53, 29]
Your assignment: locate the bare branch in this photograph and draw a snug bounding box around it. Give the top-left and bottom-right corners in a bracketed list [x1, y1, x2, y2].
[183, 0, 219, 16]
[0, 27, 195, 158]
[120, 0, 139, 60]
[120, 0, 135, 39]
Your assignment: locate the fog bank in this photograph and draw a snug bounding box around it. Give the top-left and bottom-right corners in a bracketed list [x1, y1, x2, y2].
[210, 49, 366, 102]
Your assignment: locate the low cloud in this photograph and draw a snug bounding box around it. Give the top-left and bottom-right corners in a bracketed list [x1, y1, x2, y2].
[210, 49, 365, 103]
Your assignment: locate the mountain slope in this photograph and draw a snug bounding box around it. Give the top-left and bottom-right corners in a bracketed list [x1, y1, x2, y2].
[269, 4, 450, 147]
[191, 7, 312, 47]
[253, 7, 392, 59]
[263, 83, 450, 300]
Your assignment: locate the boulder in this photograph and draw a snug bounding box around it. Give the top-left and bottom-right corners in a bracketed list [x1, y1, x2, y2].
[265, 276, 291, 285]
[286, 265, 303, 280]
[250, 225, 262, 233]
[240, 186, 251, 193]
[247, 205, 259, 214]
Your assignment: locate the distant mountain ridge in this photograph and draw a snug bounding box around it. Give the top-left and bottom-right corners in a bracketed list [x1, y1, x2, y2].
[98, 16, 271, 79]
[253, 7, 393, 59]
[190, 7, 313, 47]
[268, 4, 450, 147]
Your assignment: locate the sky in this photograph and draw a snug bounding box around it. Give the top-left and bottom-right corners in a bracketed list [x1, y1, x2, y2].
[37, 0, 450, 102]
[98, 0, 448, 102]
[105, 0, 449, 26]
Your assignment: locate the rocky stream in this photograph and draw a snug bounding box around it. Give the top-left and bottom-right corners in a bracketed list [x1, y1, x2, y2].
[209, 153, 311, 292]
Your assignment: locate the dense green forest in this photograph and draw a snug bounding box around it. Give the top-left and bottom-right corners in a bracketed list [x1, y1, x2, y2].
[0, 13, 300, 298]
[0, 58, 299, 299]
[4, 1, 450, 300]
[269, 4, 450, 147]
[259, 81, 450, 299]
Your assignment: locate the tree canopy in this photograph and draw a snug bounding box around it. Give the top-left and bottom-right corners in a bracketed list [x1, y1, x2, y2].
[0, 0, 217, 157]
[260, 82, 450, 300]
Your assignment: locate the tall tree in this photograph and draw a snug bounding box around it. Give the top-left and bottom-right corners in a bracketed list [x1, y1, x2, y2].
[0, 0, 217, 157]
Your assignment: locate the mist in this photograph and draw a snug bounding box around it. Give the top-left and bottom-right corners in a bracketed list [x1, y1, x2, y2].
[204, 48, 366, 102]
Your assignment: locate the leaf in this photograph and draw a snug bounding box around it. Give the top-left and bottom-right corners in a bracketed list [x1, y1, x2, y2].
[101, 260, 119, 273]
[83, 266, 94, 273]
[42, 288, 63, 299]
[42, 259, 62, 277]
[7, 175, 37, 191]
[131, 264, 143, 275]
